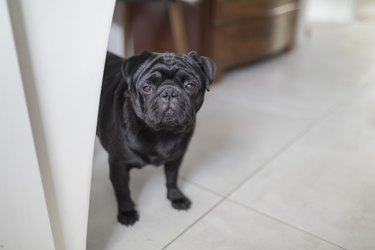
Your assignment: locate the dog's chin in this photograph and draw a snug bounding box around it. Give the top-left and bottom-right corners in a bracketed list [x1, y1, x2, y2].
[150, 119, 191, 133]
[158, 124, 188, 133]
[145, 114, 193, 133]
[143, 103, 195, 133]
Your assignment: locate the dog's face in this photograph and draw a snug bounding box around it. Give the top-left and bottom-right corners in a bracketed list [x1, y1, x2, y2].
[121, 51, 216, 132]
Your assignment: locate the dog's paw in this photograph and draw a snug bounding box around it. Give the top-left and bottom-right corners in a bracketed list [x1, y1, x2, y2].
[167, 188, 192, 210]
[117, 209, 139, 226]
[171, 197, 191, 210]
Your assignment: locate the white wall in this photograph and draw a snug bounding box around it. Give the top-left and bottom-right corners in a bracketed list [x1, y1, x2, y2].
[4, 0, 115, 249]
[296, 0, 357, 44]
[305, 0, 356, 23]
[0, 0, 54, 249]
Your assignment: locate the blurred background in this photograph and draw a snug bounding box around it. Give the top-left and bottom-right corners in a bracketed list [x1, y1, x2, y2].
[107, 0, 375, 78]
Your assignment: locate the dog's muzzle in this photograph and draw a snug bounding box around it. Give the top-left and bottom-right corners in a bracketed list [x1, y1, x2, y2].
[145, 87, 194, 132]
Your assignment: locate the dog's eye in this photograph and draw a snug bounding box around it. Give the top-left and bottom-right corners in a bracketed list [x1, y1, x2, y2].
[185, 82, 197, 90]
[142, 85, 153, 93]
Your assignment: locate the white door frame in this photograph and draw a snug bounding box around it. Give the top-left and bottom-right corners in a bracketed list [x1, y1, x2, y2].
[2, 0, 115, 249]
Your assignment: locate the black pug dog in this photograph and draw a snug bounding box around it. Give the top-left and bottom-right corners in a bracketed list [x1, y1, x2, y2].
[97, 51, 215, 226]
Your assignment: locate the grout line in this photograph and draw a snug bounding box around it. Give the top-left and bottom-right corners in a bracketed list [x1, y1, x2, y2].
[227, 66, 375, 196]
[160, 123, 315, 250]
[227, 198, 348, 250]
[180, 176, 225, 198]
[226, 121, 318, 197]
[212, 74, 375, 250]
[161, 67, 375, 250]
[160, 197, 226, 250]
[161, 100, 337, 249]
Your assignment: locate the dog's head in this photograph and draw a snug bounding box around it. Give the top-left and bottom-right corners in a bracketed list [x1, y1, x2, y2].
[121, 51, 216, 133]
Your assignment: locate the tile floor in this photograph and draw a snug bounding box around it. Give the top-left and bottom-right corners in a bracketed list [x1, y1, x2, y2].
[87, 21, 375, 250]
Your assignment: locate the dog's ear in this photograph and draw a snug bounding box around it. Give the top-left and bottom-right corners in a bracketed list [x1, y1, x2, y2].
[121, 51, 153, 90]
[187, 51, 216, 91]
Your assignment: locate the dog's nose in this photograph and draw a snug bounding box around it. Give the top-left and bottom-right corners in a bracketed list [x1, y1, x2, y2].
[160, 88, 178, 100]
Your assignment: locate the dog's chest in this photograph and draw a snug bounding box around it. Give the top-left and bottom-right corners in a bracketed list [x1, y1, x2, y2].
[147, 141, 180, 165]
[128, 133, 188, 166]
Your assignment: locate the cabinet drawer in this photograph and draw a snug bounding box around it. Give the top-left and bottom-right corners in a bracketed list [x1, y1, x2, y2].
[211, 11, 297, 69]
[213, 0, 298, 25]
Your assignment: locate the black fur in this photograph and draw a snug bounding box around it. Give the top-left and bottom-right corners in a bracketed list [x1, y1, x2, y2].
[97, 51, 215, 226]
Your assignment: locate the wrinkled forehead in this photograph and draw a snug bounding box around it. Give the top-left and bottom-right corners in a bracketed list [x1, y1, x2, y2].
[133, 53, 202, 86]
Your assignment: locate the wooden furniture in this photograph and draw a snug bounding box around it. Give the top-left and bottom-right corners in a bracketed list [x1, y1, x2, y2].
[124, 0, 299, 78]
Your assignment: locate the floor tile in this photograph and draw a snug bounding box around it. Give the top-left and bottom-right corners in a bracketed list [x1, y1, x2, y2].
[230, 83, 375, 250]
[87, 141, 221, 250]
[165, 200, 342, 250]
[180, 98, 309, 196]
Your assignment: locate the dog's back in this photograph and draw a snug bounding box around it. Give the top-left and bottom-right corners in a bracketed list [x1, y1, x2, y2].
[96, 52, 125, 150]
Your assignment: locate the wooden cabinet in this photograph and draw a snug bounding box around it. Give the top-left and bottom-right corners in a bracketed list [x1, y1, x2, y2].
[124, 0, 299, 78]
[211, 0, 299, 74]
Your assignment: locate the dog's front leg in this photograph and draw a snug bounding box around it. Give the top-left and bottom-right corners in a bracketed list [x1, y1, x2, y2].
[164, 158, 191, 210]
[109, 159, 139, 226]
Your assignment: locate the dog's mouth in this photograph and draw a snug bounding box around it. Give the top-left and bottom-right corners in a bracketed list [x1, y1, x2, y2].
[144, 107, 192, 133]
[143, 95, 195, 133]
[161, 108, 176, 121]
[158, 108, 187, 130]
